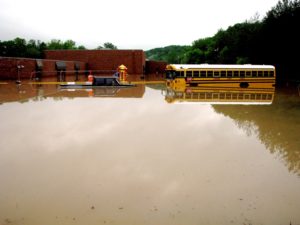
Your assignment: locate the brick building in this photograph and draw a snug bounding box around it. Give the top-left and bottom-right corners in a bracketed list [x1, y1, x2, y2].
[145, 60, 168, 74]
[44, 49, 146, 75]
[0, 57, 86, 80]
[0, 49, 167, 80]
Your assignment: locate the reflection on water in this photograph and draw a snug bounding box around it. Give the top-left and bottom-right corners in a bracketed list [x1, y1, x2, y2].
[164, 84, 275, 105]
[1, 77, 300, 225]
[213, 88, 300, 176]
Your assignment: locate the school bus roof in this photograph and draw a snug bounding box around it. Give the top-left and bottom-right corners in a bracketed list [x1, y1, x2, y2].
[166, 64, 275, 70]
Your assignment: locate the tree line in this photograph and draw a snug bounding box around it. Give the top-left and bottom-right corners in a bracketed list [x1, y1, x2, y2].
[0, 39, 117, 59]
[146, 0, 300, 82]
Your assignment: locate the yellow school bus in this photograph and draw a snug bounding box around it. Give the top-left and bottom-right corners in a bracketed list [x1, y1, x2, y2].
[165, 64, 276, 88]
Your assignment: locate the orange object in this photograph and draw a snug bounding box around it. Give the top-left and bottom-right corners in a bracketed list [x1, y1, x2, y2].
[88, 89, 94, 97]
[118, 64, 128, 82]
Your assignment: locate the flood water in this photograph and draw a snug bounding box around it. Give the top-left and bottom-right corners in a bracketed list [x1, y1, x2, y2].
[1, 77, 300, 225]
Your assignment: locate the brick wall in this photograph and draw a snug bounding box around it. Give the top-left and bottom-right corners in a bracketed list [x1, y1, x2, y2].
[0, 57, 36, 79]
[44, 50, 146, 75]
[0, 57, 86, 79]
[145, 60, 167, 74]
[0, 51, 166, 80]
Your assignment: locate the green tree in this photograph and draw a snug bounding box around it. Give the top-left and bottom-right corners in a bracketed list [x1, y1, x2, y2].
[103, 42, 118, 49]
[63, 40, 76, 49]
[26, 39, 41, 58]
[185, 49, 205, 64]
[260, 0, 300, 80]
[0, 37, 27, 57]
[145, 45, 190, 63]
[47, 39, 63, 50]
[46, 39, 78, 50]
[77, 45, 86, 50]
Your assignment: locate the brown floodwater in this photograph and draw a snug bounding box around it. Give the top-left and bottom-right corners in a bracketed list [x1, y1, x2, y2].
[0, 78, 300, 225]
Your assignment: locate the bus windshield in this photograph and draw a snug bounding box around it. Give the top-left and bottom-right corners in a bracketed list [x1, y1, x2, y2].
[166, 70, 176, 79]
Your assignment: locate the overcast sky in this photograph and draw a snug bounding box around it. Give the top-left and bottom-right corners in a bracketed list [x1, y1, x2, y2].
[0, 0, 279, 50]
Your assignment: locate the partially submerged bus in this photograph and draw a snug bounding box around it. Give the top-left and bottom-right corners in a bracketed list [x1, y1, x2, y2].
[165, 64, 276, 88]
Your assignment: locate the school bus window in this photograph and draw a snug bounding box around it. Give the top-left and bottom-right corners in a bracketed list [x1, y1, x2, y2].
[252, 71, 257, 77]
[199, 93, 205, 99]
[258, 71, 263, 77]
[206, 93, 212, 99]
[233, 71, 239, 77]
[240, 71, 245, 77]
[232, 93, 238, 99]
[212, 93, 219, 99]
[180, 71, 185, 77]
[227, 71, 233, 77]
[166, 71, 173, 79]
[186, 71, 192, 77]
[207, 71, 213, 77]
[221, 71, 226, 77]
[200, 71, 206, 77]
[246, 71, 251, 77]
[220, 93, 225, 99]
[193, 71, 200, 77]
[226, 93, 231, 99]
[263, 71, 269, 77]
[213, 71, 220, 77]
[270, 71, 274, 77]
[175, 71, 180, 77]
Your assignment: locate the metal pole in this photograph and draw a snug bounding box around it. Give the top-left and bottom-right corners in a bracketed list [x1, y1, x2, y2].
[16, 64, 24, 84]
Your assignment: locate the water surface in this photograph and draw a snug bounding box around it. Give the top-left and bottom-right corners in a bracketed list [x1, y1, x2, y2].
[1, 80, 300, 225]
